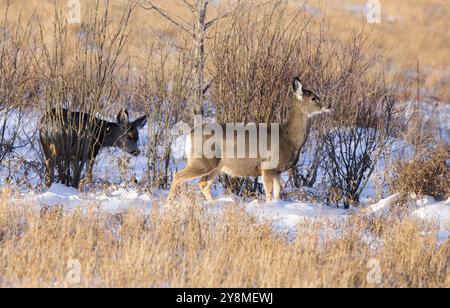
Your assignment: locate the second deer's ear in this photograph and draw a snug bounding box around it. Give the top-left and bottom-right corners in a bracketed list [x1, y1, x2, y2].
[117, 109, 129, 125]
[293, 77, 303, 99]
[132, 115, 147, 129]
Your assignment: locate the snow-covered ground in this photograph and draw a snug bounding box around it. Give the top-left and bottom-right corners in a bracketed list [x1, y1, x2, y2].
[15, 183, 450, 244]
[366, 194, 450, 243]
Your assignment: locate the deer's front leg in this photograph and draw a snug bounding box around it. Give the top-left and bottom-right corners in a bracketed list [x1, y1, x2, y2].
[273, 174, 282, 200]
[262, 170, 275, 203]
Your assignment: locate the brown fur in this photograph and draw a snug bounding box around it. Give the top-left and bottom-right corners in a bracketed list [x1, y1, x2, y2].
[167, 77, 331, 203]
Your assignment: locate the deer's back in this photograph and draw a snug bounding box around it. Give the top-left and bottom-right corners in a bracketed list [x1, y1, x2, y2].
[185, 124, 300, 177]
[39, 109, 106, 160]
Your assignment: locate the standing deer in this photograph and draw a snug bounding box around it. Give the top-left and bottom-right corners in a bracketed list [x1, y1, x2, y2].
[167, 77, 331, 203]
[39, 108, 147, 188]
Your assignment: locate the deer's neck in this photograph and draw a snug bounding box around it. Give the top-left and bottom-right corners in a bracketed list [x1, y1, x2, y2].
[283, 105, 312, 149]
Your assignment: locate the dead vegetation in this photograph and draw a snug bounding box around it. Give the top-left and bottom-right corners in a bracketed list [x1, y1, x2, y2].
[0, 188, 448, 288]
[392, 145, 450, 200]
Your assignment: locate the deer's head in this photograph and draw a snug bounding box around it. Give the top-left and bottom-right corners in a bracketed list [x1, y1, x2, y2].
[292, 77, 331, 117]
[109, 109, 147, 156]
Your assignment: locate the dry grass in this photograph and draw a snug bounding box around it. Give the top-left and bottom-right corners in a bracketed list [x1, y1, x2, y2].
[318, 0, 450, 100]
[1, 0, 449, 100]
[0, 188, 448, 288]
[392, 145, 450, 200]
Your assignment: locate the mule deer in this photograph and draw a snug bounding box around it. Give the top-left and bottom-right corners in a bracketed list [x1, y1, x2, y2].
[39, 108, 147, 188]
[167, 77, 331, 203]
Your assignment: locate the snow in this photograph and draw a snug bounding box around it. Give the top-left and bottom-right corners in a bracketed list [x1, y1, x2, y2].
[404, 101, 450, 143]
[366, 194, 450, 227]
[13, 183, 449, 244]
[247, 199, 348, 232]
[365, 194, 450, 243]
[365, 194, 400, 218]
[412, 197, 450, 230]
[365, 194, 450, 232]
[414, 201, 450, 244]
[19, 183, 154, 213]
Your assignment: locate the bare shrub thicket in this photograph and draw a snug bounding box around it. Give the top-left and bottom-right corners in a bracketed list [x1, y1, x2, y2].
[392, 145, 449, 200]
[32, 1, 133, 188]
[209, 3, 404, 205]
[137, 0, 245, 119]
[311, 27, 404, 207]
[134, 41, 192, 188]
[0, 0, 419, 205]
[282, 23, 407, 207]
[0, 10, 32, 169]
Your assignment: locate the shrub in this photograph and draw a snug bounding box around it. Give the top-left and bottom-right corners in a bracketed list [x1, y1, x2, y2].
[392, 146, 450, 200]
[0, 7, 32, 166]
[135, 41, 192, 188]
[33, 1, 133, 188]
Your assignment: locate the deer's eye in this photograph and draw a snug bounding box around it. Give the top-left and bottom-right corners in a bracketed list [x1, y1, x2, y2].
[311, 97, 317, 102]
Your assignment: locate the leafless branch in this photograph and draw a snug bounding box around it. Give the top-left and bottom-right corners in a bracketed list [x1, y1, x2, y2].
[136, 0, 194, 35]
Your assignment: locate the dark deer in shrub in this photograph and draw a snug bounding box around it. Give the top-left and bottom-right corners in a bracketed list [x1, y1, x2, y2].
[39, 108, 147, 188]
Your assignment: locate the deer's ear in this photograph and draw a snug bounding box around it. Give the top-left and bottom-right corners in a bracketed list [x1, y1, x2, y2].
[117, 109, 129, 125]
[293, 77, 303, 99]
[132, 115, 147, 129]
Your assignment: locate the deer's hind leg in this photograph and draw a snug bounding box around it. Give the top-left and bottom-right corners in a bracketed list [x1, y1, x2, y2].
[198, 168, 221, 202]
[167, 160, 219, 204]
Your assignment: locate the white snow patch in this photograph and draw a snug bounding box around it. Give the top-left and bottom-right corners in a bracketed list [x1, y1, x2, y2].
[412, 198, 450, 230]
[365, 194, 400, 218]
[248, 199, 348, 223]
[364, 194, 449, 242]
[19, 184, 155, 213]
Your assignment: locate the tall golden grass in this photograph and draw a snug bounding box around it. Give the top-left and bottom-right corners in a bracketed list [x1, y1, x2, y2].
[0, 187, 448, 288]
[1, 0, 448, 99]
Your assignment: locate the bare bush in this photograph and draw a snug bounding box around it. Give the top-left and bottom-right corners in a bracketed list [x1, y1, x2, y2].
[318, 29, 405, 207]
[392, 145, 449, 200]
[135, 40, 191, 188]
[32, 1, 133, 188]
[0, 8, 32, 166]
